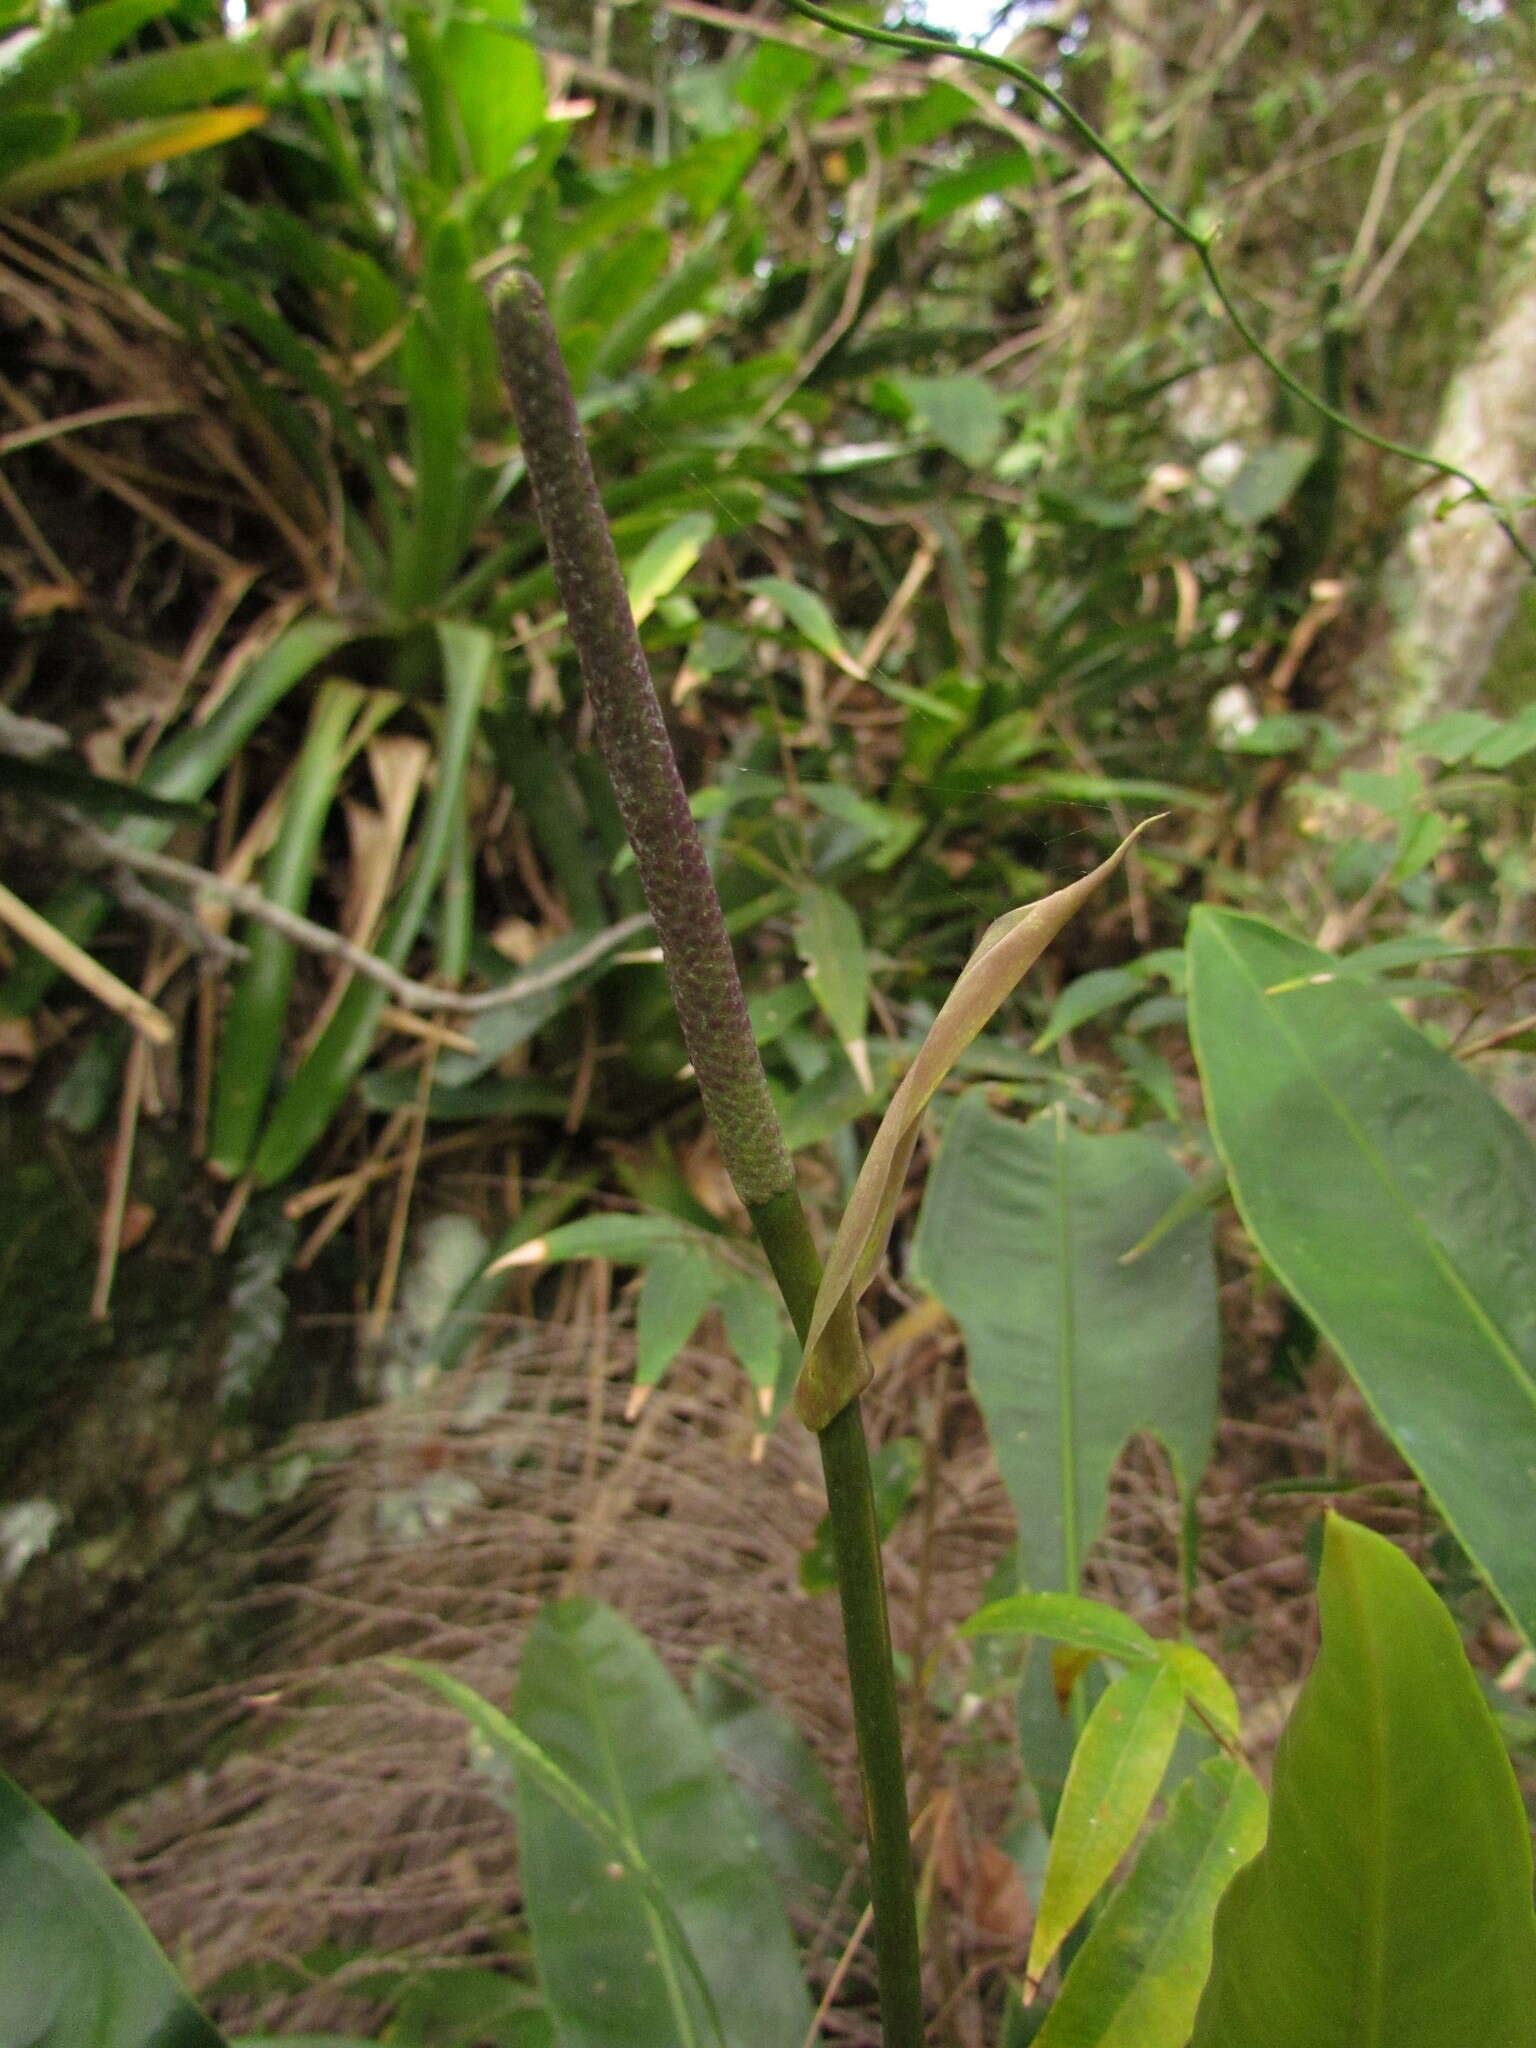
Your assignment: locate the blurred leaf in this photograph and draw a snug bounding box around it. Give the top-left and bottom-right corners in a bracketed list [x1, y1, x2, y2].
[0, 752, 212, 823]
[626, 512, 715, 626]
[745, 575, 862, 675]
[0, 1768, 227, 2048]
[511, 1602, 814, 2048]
[1189, 1516, 1536, 2046]
[0, 0, 167, 112]
[634, 1242, 721, 1390]
[801, 1437, 922, 1593]
[0, 104, 73, 181]
[796, 883, 871, 1092]
[398, 1655, 732, 2048]
[1470, 703, 1536, 768]
[691, 1649, 853, 1908]
[718, 1274, 785, 1396]
[920, 146, 1035, 223]
[74, 38, 269, 125]
[1188, 909, 1536, 1643]
[1028, 1662, 1186, 1988]
[1220, 438, 1315, 526]
[796, 827, 1155, 1432]
[1402, 710, 1503, 765]
[1389, 807, 1452, 883]
[1032, 969, 1144, 1053]
[438, 13, 544, 181]
[0, 104, 265, 200]
[1033, 1759, 1266, 2048]
[886, 372, 1005, 466]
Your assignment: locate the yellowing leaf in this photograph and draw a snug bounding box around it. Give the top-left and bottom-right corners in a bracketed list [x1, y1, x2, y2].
[627, 512, 715, 626]
[0, 105, 266, 202]
[793, 823, 1156, 1430]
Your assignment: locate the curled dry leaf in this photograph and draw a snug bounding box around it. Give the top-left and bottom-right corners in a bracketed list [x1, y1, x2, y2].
[793, 822, 1158, 1431]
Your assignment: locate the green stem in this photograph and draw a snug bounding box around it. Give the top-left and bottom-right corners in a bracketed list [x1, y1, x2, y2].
[751, 1188, 924, 2048]
[494, 272, 924, 2045]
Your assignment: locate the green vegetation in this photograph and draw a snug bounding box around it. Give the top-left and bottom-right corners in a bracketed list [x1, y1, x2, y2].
[1, 0, 1535, 2041]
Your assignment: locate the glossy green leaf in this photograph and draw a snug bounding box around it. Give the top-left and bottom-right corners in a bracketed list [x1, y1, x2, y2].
[1033, 1758, 1266, 2048]
[0, 1768, 227, 2048]
[512, 1601, 814, 2048]
[1027, 1661, 1186, 1988]
[1189, 1515, 1536, 2047]
[1187, 908, 1536, 1642]
[1154, 1643, 1239, 1745]
[959, 1592, 1159, 1666]
[911, 1095, 1218, 1601]
[251, 624, 489, 1185]
[795, 883, 871, 1091]
[635, 1242, 721, 1388]
[626, 511, 715, 626]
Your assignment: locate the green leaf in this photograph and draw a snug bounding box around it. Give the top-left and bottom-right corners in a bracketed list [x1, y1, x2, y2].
[0, 615, 352, 1017]
[395, 1658, 727, 2048]
[0, 104, 74, 182]
[1186, 908, 1536, 1642]
[1153, 1643, 1239, 1745]
[209, 682, 361, 1177]
[251, 624, 489, 1185]
[795, 883, 871, 1092]
[626, 512, 715, 626]
[1033, 1759, 1266, 2048]
[0, 0, 166, 112]
[887, 372, 1005, 466]
[1032, 968, 1144, 1053]
[438, 16, 544, 180]
[717, 1274, 786, 1396]
[511, 1601, 814, 2048]
[635, 1243, 721, 1390]
[1219, 437, 1314, 526]
[910, 1096, 1217, 1602]
[1403, 710, 1503, 764]
[1027, 1661, 1186, 1988]
[0, 105, 264, 200]
[1470, 702, 1536, 768]
[488, 1211, 704, 1274]
[73, 39, 269, 125]
[1189, 1515, 1536, 2047]
[796, 827, 1155, 1431]
[690, 1648, 853, 1909]
[959, 1592, 1159, 1665]
[744, 575, 863, 676]
[0, 1768, 227, 2047]
[919, 145, 1036, 223]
